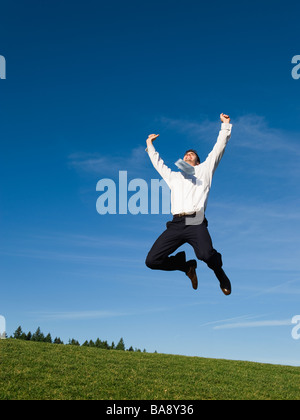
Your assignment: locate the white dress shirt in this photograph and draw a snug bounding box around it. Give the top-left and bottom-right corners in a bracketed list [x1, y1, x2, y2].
[147, 123, 232, 217]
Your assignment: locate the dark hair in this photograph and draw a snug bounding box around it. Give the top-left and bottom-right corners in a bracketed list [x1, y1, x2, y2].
[185, 149, 200, 164]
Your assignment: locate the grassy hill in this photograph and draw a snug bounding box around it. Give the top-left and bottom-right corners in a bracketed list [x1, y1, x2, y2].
[0, 339, 299, 400]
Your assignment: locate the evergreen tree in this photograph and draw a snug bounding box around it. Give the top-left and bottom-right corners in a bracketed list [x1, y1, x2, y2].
[13, 326, 23, 339]
[32, 327, 45, 342]
[116, 337, 125, 351]
[10, 325, 148, 354]
[95, 338, 103, 348]
[102, 340, 109, 350]
[68, 338, 80, 346]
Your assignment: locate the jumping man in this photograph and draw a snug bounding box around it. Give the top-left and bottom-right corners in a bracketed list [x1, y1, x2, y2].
[145, 113, 232, 296]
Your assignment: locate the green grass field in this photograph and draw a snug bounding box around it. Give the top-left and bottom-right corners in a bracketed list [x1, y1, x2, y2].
[0, 339, 299, 400]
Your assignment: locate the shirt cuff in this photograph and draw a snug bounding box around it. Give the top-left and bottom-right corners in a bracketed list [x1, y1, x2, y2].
[146, 142, 156, 154]
[221, 123, 232, 130]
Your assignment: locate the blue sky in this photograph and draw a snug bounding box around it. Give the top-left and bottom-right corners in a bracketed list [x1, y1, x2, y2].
[1, 0, 300, 365]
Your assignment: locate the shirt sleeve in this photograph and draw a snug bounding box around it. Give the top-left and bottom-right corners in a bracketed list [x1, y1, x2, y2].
[201, 122, 232, 181]
[147, 143, 173, 186]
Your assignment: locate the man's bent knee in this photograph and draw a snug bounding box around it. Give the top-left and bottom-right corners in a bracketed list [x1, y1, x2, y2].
[145, 254, 157, 269]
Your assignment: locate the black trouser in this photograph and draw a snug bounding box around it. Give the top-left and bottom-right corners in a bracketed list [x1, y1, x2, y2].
[145, 216, 223, 273]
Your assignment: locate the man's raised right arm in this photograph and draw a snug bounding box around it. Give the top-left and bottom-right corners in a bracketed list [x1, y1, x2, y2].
[146, 134, 172, 184]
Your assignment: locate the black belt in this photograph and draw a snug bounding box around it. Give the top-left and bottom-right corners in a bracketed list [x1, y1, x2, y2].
[173, 212, 196, 218]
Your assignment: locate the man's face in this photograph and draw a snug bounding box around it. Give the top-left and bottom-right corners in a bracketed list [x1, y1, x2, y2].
[183, 151, 199, 167]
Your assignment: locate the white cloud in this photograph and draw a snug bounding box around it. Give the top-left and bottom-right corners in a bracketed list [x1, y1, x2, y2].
[199, 313, 295, 332]
[159, 113, 300, 155]
[35, 302, 210, 321]
[68, 146, 148, 176]
[199, 314, 260, 328]
[213, 319, 292, 330]
[68, 114, 300, 182]
[39, 310, 127, 320]
[159, 116, 217, 139]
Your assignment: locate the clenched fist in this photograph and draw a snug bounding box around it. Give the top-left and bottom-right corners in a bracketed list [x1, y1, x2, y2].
[220, 113, 230, 124]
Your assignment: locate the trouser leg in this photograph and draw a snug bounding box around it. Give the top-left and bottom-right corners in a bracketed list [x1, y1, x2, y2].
[145, 222, 187, 272]
[185, 218, 223, 271]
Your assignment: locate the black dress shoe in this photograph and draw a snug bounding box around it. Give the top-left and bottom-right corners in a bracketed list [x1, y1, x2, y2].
[214, 268, 231, 296]
[186, 260, 198, 290]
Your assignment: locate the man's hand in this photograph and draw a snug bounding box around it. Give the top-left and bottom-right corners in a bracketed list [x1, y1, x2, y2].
[220, 113, 231, 124]
[146, 134, 159, 151]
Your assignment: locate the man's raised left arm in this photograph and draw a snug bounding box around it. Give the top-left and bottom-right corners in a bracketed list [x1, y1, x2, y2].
[203, 113, 232, 178]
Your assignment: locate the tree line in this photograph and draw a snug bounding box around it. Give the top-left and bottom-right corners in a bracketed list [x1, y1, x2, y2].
[12, 326, 149, 353]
